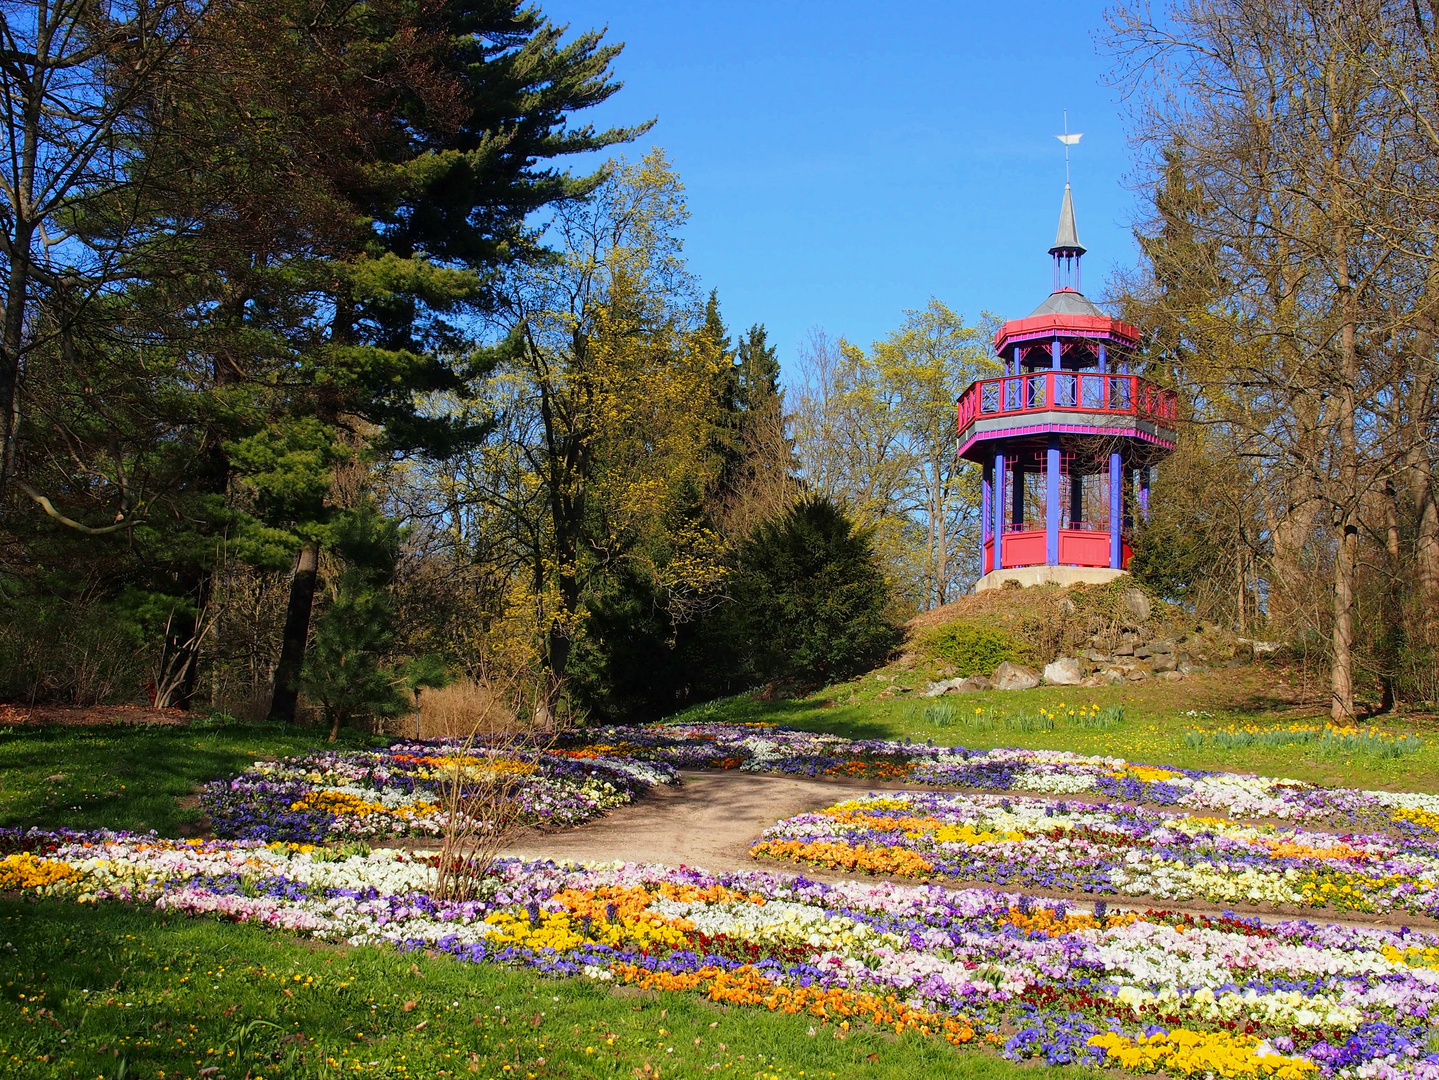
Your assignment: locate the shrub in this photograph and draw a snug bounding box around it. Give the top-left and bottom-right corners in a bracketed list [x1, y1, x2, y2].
[298, 581, 408, 740]
[727, 496, 900, 686]
[919, 622, 1018, 676]
[0, 587, 150, 706]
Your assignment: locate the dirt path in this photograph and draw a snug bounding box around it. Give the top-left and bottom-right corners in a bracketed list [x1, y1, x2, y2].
[505, 771, 838, 873]
[500, 770, 1439, 932]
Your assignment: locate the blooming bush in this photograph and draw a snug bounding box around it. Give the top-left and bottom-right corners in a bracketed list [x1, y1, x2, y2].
[5, 832, 1439, 1078]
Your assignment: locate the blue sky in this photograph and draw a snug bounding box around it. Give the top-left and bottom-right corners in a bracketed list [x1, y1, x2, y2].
[541, 0, 1141, 376]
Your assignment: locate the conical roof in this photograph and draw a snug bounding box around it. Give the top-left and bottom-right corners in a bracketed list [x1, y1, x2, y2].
[1049, 183, 1085, 255]
[1027, 289, 1105, 318]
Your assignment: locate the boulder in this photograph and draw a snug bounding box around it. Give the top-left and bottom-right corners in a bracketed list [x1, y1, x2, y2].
[1150, 640, 1175, 654]
[1119, 588, 1151, 626]
[1151, 653, 1178, 673]
[1238, 637, 1283, 655]
[1127, 668, 1151, 682]
[1135, 645, 1153, 659]
[1043, 657, 1085, 686]
[1114, 643, 1135, 657]
[991, 661, 1041, 691]
[923, 675, 991, 697]
[1177, 661, 1208, 676]
[1158, 670, 1184, 681]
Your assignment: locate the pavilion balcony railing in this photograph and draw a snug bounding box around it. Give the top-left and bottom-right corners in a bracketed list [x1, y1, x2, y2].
[957, 371, 1179, 433]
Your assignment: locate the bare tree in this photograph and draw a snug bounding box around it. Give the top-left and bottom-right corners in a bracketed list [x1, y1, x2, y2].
[1107, 0, 1414, 716]
[0, 0, 203, 506]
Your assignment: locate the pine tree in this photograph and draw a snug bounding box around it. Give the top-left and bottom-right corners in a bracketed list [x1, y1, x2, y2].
[298, 502, 408, 740]
[726, 496, 898, 686]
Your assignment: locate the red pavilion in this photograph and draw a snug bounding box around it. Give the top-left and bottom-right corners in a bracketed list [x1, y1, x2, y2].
[956, 184, 1178, 591]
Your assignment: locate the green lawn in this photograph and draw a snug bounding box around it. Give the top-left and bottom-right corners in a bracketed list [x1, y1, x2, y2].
[0, 722, 385, 835]
[0, 899, 1099, 1080]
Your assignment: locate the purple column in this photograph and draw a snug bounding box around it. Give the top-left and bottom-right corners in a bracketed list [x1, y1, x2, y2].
[1097, 342, 1107, 373]
[994, 450, 1006, 570]
[982, 455, 993, 573]
[1109, 451, 1123, 569]
[1046, 435, 1061, 565]
[1051, 338, 1062, 369]
[1013, 345, 1022, 375]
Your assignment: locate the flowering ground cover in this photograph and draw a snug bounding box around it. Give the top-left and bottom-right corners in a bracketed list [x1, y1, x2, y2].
[751, 792, 1439, 917]
[561, 722, 1439, 837]
[201, 742, 677, 842]
[5, 830, 1439, 1079]
[201, 722, 1439, 854]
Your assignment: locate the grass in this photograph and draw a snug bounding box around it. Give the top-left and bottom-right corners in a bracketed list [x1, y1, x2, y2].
[669, 664, 1439, 794]
[0, 721, 386, 835]
[1182, 723, 1424, 759]
[0, 898, 1103, 1080]
[915, 702, 1127, 733]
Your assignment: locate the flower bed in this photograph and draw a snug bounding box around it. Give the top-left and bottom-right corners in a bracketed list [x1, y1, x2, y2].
[202, 723, 1439, 848]
[201, 743, 677, 843]
[751, 792, 1439, 917]
[4, 830, 1439, 1078]
[562, 722, 1439, 836]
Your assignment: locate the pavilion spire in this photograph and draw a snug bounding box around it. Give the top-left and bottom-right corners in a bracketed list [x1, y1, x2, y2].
[1050, 184, 1085, 256]
[1050, 116, 1086, 290]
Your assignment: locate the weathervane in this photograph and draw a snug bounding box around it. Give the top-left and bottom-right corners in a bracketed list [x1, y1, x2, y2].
[1055, 111, 1082, 184]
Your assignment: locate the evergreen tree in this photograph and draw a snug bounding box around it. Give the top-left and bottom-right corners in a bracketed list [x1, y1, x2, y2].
[734, 324, 782, 414]
[726, 496, 898, 686]
[298, 502, 409, 740]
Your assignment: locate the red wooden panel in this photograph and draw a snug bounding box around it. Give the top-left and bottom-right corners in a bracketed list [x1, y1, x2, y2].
[1002, 530, 1047, 567]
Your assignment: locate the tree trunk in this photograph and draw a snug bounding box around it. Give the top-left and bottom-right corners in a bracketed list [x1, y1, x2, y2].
[1331, 226, 1359, 721]
[269, 541, 320, 722]
[1407, 349, 1439, 641]
[0, 224, 33, 503]
[933, 477, 948, 607]
[1235, 529, 1247, 635]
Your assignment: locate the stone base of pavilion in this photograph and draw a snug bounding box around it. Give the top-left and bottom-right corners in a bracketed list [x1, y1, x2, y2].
[973, 565, 1129, 593]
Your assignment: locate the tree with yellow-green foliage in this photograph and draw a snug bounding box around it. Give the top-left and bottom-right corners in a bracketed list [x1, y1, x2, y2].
[440, 152, 734, 717]
[790, 301, 995, 612]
